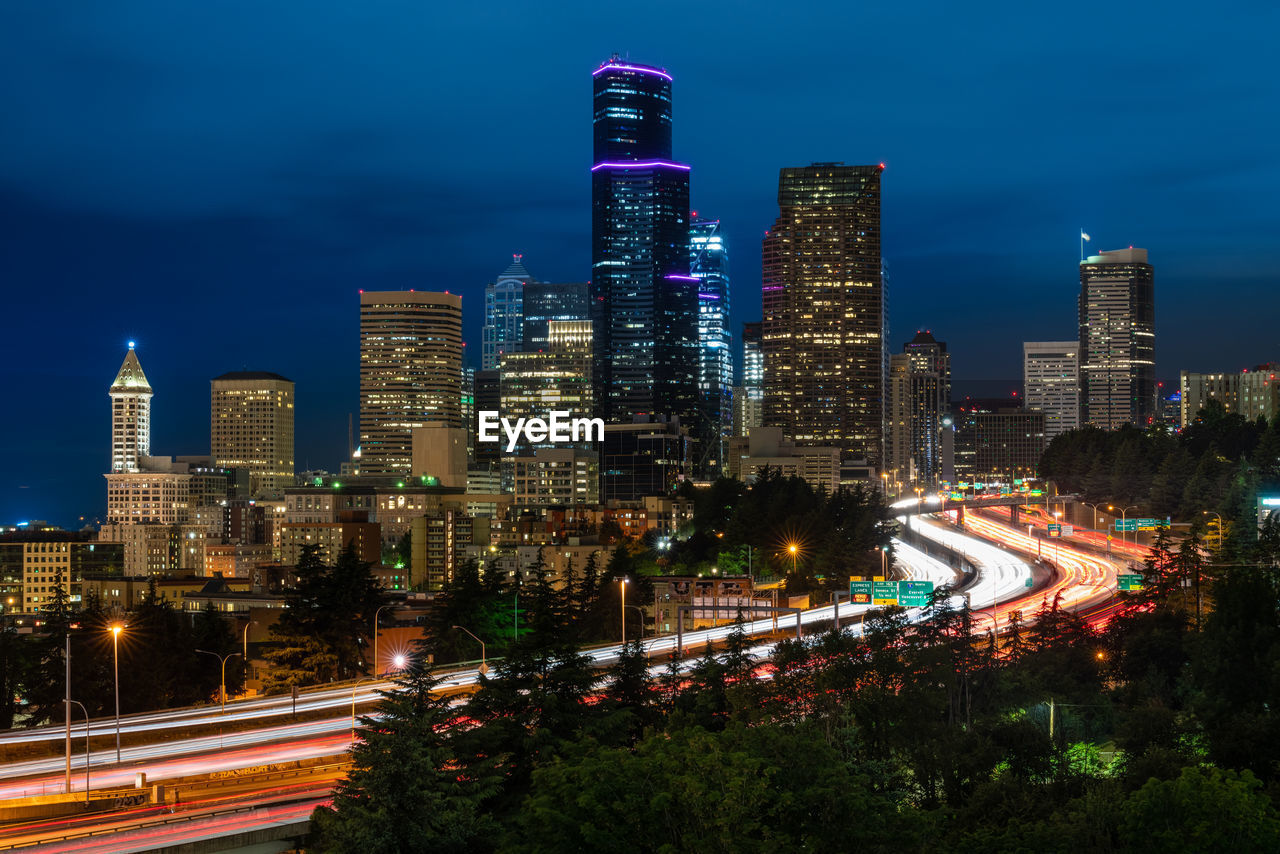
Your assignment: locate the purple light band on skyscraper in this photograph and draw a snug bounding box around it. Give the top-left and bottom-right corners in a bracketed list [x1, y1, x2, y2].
[592, 62, 673, 82]
[591, 160, 691, 172]
[761, 286, 784, 291]
[664, 274, 699, 282]
[698, 293, 720, 300]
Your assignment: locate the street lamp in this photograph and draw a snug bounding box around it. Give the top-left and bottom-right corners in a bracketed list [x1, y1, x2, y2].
[452, 625, 487, 675]
[614, 577, 630, 642]
[788, 543, 799, 575]
[1080, 501, 1105, 531]
[195, 649, 242, 715]
[372, 604, 393, 677]
[625, 605, 647, 638]
[109, 623, 124, 763]
[241, 620, 257, 691]
[1108, 505, 1139, 545]
[350, 678, 377, 745]
[67, 699, 90, 802]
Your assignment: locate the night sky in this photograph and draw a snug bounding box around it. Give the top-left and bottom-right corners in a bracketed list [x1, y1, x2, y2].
[3, 1, 1278, 527]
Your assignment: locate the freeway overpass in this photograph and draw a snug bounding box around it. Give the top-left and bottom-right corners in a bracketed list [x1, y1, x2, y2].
[892, 492, 1079, 518]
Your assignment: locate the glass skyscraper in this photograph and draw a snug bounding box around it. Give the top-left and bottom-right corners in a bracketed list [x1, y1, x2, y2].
[590, 56, 697, 440]
[482, 255, 534, 370]
[690, 216, 732, 473]
[1078, 248, 1155, 429]
[523, 281, 590, 351]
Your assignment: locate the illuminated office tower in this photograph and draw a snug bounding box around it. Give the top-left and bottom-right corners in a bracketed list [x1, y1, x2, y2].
[886, 331, 950, 485]
[211, 371, 294, 497]
[482, 255, 533, 370]
[359, 291, 463, 476]
[110, 343, 152, 473]
[523, 281, 590, 350]
[1078, 248, 1155, 429]
[733, 321, 764, 437]
[500, 320, 595, 438]
[690, 216, 732, 474]
[1023, 341, 1080, 439]
[590, 56, 697, 437]
[762, 163, 885, 463]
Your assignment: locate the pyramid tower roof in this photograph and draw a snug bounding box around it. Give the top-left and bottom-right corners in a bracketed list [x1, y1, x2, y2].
[110, 346, 152, 394]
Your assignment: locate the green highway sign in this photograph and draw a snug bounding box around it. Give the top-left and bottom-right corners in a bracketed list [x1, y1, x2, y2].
[1135, 517, 1171, 531]
[1118, 574, 1144, 591]
[1028, 489, 1044, 496]
[1025, 578, 1034, 588]
[1115, 520, 1137, 532]
[849, 580, 873, 605]
[873, 581, 899, 606]
[1047, 523, 1061, 537]
[898, 580, 934, 607]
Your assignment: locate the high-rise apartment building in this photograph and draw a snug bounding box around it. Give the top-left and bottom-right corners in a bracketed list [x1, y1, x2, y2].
[590, 57, 697, 438]
[887, 331, 951, 485]
[359, 290, 463, 475]
[482, 256, 534, 370]
[110, 344, 152, 473]
[690, 216, 732, 474]
[211, 371, 294, 497]
[762, 163, 885, 463]
[1180, 364, 1280, 427]
[952, 400, 1046, 484]
[523, 281, 590, 350]
[1023, 341, 1080, 440]
[1079, 248, 1155, 430]
[733, 321, 764, 437]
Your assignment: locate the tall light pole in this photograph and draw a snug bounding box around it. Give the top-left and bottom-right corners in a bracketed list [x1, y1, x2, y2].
[109, 623, 123, 763]
[67, 699, 90, 802]
[788, 543, 798, 575]
[350, 678, 377, 746]
[614, 577, 629, 642]
[452, 625, 487, 675]
[372, 604, 393, 677]
[241, 620, 257, 692]
[195, 649, 241, 714]
[64, 632, 71, 793]
[1109, 504, 1139, 545]
[1080, 501, 1105, 531]
[625, 605, 647, 638]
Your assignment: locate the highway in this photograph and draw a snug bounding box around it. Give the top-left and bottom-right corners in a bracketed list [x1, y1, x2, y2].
[0, 533, 961, 800]
[0, 514, 1143, 849]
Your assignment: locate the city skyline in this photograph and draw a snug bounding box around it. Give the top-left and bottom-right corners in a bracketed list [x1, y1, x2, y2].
[4, 2, 1279, 526]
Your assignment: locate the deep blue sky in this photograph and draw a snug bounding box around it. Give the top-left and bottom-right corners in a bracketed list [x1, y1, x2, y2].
[3, 1, 1278, 527]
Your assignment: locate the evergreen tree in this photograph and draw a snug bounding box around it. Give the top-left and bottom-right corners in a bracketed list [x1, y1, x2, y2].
[311, 652, 503, 853]
[263, 543, 384, 691]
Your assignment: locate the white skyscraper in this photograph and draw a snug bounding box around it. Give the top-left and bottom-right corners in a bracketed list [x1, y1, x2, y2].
[1024, 341, 1080, 439]
[109, 343, 152, 473]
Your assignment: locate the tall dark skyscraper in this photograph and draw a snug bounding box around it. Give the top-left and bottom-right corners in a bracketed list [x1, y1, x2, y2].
[762, 163, 885, 465]
[590, 56, 697, 438]
[523, 281, 590, 351]
[1078, 248, 1155, 429]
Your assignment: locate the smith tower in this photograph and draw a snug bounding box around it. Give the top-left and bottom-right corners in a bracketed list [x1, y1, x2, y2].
[110, 343, 152, 473]
[590, 56, 697, 435]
